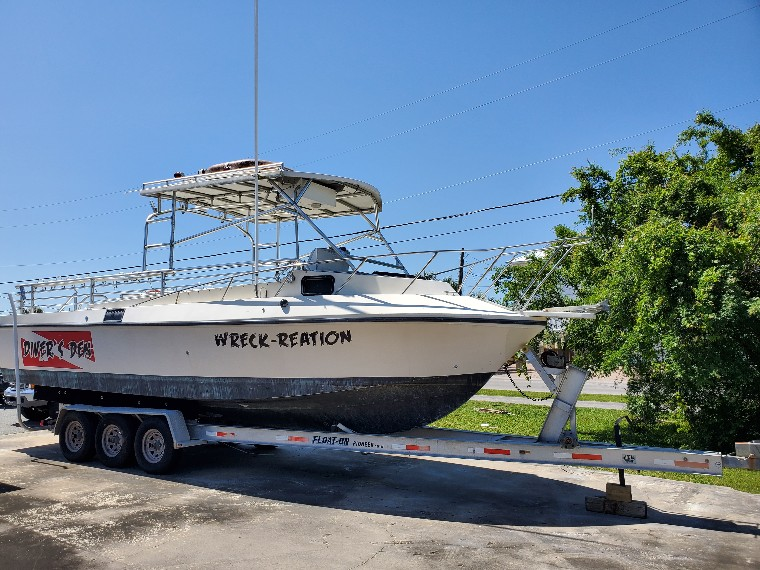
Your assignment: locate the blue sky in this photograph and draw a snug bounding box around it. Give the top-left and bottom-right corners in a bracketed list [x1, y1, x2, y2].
[1, 1, 758, 311]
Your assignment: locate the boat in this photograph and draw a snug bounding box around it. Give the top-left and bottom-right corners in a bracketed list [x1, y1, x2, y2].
[0, 160, 599, 433]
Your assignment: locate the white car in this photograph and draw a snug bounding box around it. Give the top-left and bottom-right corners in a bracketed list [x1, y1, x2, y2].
[3, 384, 51, 422]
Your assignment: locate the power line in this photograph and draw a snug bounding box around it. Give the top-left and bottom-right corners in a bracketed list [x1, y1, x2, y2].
[168, 194, 567, 262]
[263, 0, 691, 154]
[352, 211, 577, 252]
[0, 2, 693, 215]
[152, 209, 579, 267]
[382, 195, 562, 229]
[4, 89, 759, 252]
[388, 96, 760, 203]
[0, 188, 140, 214]
[0, 250, 142, 269]
[0, 196, 571, 279]
[296, 5, 759, 168]
[0, 205, 144, 229]
[2, 94, 757, 231]
[1, 3, 753, 221]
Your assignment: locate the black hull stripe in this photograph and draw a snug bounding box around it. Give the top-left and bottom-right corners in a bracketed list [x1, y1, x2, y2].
[0, 315, 544, 328]
[2, 368, 492, 401]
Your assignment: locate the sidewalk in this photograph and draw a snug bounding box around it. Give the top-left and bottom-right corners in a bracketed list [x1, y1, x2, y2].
[483, 366, 628, 396]
[471, 393, 626, 410]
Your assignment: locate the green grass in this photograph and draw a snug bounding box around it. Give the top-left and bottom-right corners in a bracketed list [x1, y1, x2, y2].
[432, 401, 624, 442]
[431, 400, 760, 494]
[602, 468, 760, 495]
[476, 388, 627, 403]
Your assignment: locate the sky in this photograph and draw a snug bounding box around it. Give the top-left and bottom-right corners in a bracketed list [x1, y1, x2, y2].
[1, 1, 759, 312]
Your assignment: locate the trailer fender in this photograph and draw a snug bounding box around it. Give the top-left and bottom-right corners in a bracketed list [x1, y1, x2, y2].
[55, 405, 198, 448]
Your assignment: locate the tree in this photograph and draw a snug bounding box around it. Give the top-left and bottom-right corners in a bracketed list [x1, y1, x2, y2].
[494, 113, 760, 452]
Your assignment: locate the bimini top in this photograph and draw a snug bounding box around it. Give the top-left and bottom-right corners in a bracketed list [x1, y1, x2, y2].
[140, 160, 382, 223]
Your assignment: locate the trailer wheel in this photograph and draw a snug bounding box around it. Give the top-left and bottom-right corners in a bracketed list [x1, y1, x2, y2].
[95, 414, 136, 468]
[59, 411, 96, 462]
[134, 417, 178, 474]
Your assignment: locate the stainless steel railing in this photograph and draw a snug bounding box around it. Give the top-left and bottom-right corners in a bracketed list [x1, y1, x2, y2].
[4, 238, 584, 314]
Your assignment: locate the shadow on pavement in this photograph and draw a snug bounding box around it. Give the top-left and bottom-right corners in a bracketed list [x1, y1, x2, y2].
[10, 440, 758, 537]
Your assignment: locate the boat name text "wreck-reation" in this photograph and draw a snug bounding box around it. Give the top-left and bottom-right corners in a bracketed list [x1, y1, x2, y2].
[214, 329, 352, 349]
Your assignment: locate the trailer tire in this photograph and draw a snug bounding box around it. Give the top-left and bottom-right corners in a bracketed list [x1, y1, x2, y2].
[134, 417, 178, 474]
[95, 414, 136, 468]
[59, 411, 97, 462]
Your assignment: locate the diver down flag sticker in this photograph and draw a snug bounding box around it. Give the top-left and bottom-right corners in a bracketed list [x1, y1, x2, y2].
[20, 330, 96, 369]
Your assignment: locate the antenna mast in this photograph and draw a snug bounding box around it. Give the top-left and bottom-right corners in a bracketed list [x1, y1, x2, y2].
[253, 0, 260, 292]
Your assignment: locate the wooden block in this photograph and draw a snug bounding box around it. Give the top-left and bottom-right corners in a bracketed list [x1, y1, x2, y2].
[585, 496, 647, 519]
[605, 482, 632, 502]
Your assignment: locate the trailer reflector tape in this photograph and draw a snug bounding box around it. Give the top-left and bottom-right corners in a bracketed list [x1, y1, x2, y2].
[572, 453, 603, 461]
[653, 458, 709, 469]
[483, 448, 511, 455]
[207, 431, 236, 438]
[468, 447, 511, 455]
[553, 452, 603, 461]
[675, 459, 710, 469]
[392, 444, 431, 451]
[467, 447, 512, 455]
[274, 435, 307, 442]
[654, 459, 675, 467]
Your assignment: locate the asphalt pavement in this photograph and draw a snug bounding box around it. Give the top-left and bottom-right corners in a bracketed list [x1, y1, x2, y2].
[2, 375, 759, 570]
[0, 429, 757, 569]
[0, 406, 39, 437]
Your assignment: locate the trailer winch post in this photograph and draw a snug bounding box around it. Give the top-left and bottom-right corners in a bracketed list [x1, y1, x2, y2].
[614, 416, 631, 487]
[586, 417, 644, 517]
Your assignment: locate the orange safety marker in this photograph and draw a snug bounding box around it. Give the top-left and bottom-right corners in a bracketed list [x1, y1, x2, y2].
[393, 444, 430, 451]
[674, 459, 710, 469]
[483, 448, 511, 455]
[572, 453, 603, 461]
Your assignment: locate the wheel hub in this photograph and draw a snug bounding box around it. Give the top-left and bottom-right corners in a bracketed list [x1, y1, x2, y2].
[101, 424, 125, 458]
[142, 428, 165, 463]
[65, 421, 85, 452]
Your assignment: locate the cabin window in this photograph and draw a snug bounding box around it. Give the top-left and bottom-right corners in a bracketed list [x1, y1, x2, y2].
[301, 275, 335, 296]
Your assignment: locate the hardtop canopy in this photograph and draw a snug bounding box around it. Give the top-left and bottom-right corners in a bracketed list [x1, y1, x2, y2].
[140, 161, 382, 223]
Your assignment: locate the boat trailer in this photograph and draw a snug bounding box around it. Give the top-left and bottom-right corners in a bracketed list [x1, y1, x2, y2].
[45, 351, 758, 519]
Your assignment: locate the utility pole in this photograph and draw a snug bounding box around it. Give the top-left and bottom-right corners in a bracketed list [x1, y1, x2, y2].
[457, 249, 464, 295]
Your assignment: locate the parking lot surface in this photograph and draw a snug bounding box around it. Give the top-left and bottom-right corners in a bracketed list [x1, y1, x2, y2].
[1, 428, 758, 569]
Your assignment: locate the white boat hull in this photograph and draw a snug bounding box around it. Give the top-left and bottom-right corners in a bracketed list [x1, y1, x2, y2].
[0, 293, 545, 432]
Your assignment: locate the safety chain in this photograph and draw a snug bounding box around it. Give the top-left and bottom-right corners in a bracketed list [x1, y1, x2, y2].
[504, 365, 566, 402]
